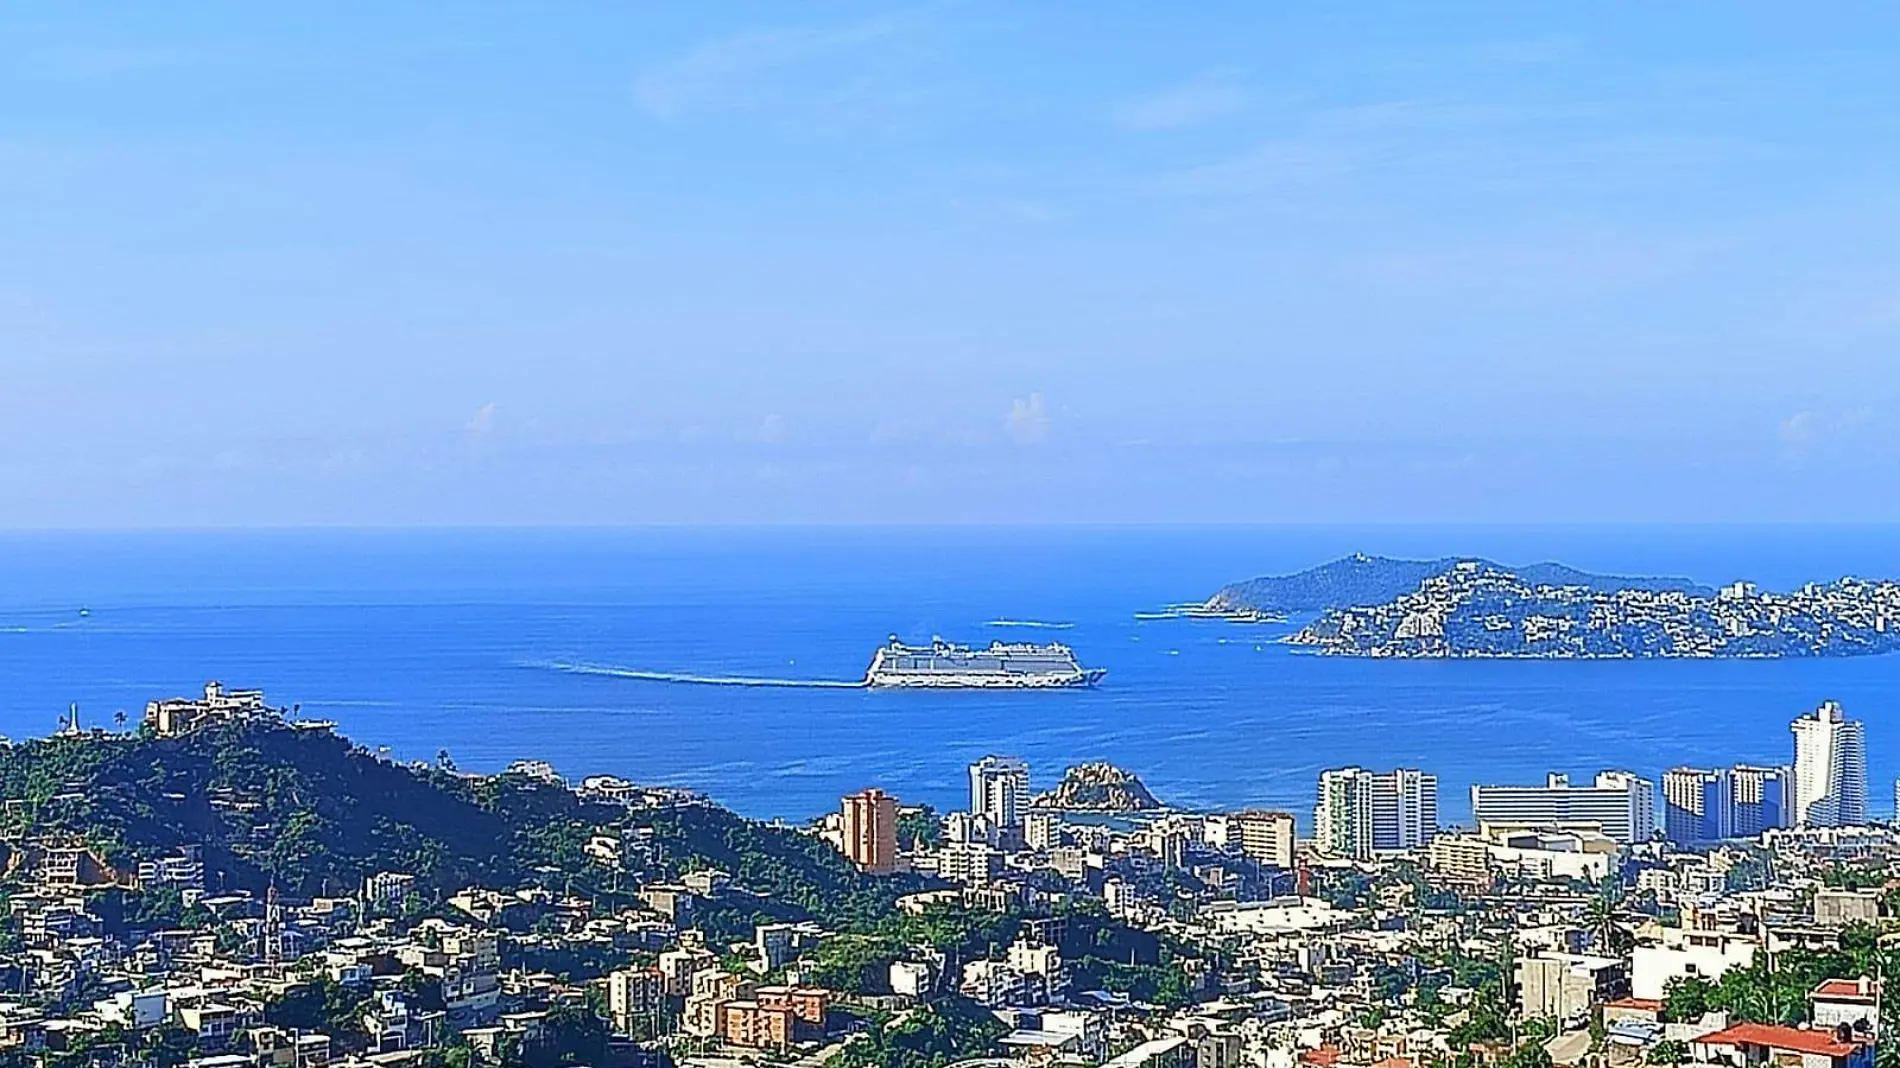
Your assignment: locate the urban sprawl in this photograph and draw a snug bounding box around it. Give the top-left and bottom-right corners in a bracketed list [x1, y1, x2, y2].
[1, 685, 1895, 1068]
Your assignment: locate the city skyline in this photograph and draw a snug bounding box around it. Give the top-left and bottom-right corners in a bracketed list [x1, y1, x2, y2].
[10, 7, 1900, 1068]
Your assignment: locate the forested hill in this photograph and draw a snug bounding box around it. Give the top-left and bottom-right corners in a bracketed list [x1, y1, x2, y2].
[0, 720, 916, 925]
[1206, 553, 1707, 614]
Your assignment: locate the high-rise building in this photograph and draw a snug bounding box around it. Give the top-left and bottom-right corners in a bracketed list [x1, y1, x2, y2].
[1023, 811, 1061, 851]
[1312, 768, 1438, 858]
[1728, 765, 1790, 837]
[969, 756, 1029, 831]
[1791, 701, 1867, 828]
[1373, 768, 1438, 851]
[606, 966, 664, 1036]
[840, 788, 898, 874]
[1470, 771, 1657, 843]
[1661, 765, 1793, 844]
[1231, 810, 1296, 868]
[1662, 768, 1728, 845]
[1314, 769, 1375, 860]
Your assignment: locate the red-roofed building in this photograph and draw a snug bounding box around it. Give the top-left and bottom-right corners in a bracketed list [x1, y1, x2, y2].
[1810, 978, 1879, 1037]
[1690, 1022, 1873, 1068]
[1299, 1045, 1341, 1068]
[1605, 997, 1663, 1024]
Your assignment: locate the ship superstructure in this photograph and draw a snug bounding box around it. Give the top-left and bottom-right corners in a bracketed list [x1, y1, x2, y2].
[864, 637, 1106, 689]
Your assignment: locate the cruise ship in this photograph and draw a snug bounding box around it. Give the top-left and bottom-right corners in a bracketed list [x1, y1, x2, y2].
[864, 637, 1106, 689]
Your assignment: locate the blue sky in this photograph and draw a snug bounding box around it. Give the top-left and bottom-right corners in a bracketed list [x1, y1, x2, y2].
[5, 4, 1900, 525]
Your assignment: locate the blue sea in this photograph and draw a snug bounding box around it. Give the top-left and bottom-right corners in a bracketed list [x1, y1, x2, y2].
[3, 526, 1899, 829]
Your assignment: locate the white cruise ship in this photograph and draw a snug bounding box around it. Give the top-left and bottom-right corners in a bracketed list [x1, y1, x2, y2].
[864, 636, 1106, 689]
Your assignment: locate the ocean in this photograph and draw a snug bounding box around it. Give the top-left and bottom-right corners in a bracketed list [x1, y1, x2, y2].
[2, 525, 1898, 829]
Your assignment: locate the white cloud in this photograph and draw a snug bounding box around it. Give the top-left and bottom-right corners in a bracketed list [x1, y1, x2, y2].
[1778, 410, 1817, 444]
[466, 402, 499, 435]
[1779, 408, 1874, 449]
[757, 413, 787, 445]
[1006, 393, 1051, 445]
[633, 17, 903, 122]
[1116, 71, 1248, 131]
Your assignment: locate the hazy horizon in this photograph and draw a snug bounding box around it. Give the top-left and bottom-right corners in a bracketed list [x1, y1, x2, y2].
[8, 5, 1900, 524]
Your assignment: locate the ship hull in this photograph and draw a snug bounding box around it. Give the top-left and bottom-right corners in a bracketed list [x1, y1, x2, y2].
[867, 668, 1105, 690]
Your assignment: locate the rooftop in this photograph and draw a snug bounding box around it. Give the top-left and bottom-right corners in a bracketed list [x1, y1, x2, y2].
[1693, 1023, 1865, 1058]
[1812, 978, 1879, 1003]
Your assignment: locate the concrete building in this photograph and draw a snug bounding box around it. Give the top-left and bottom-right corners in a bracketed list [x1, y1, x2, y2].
[1024, 810, 1061, 850]
[1812, 889, 1880, 928]
[1371, 767, 1439, 851]
[1809, 978, 1879, 1036]
[1688, 1022, 1873, 1068]
[1792, 702, 1867, 828]
[936, 843, 1002, 885]
[1427, 834, 1491, 884]
[1664, 768, 1728, 846]
[720, 1000, 793, 1050]
[1480, 824, 1619, 882]
[1470, 770, 1656, 844]
[1231, 810, 1296, 868]
[1631, 929, 1759, 1000]
[605, 967, 664, 1036]
[755, 985, 828, 1039]
[1729, 765, 1792, 837]
[840, 788, 898, 875]
[144, 681, 271, 737]
[969, 755, 1029, 833]
[1314, 768, 1376, 860]
[1517, 951, 1630, 1025]
[1313, 768, 1439, 859]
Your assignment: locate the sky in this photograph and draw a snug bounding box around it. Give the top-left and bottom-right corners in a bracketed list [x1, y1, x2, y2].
[5, 4, 1900, 526]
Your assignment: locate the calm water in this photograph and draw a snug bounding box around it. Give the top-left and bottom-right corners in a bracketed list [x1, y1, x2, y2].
[2, 525, 1899, 828]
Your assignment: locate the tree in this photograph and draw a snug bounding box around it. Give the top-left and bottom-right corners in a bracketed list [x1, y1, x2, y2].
[1501, 1042, 1553, 1068]
[896, 806, 942, 851]
[520, 1001, 608, 1068]
[1661, 975, 1712, 1023]
[1649, 1040, 1688, 1065]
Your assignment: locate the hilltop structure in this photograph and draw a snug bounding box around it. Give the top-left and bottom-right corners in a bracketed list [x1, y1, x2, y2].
[143, 680, 275, 736]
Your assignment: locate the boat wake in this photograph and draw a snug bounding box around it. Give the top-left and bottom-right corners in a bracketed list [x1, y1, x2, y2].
[535, 660, 866, 689]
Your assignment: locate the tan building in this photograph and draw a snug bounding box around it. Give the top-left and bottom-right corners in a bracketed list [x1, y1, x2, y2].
[1426, 834, 1492, 884]
[756, 985, 828, 1037]
[1232, 810, 1296, 868]
[722, 1000, 794, 1050]
[684, 971, 753, 1038]
[840, 788, 899, 874]
[145, 680, 271, 737]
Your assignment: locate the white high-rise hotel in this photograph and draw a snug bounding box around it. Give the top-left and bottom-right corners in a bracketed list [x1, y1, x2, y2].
[1314, 767, 1438, 859]
[1469, 771, 1656, 843]
[1791, 701, 1866, 827]
[968, 755, 1030, 831]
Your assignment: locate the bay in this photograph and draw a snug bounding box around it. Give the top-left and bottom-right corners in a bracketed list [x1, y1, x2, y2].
[0, 525, 1896, 828]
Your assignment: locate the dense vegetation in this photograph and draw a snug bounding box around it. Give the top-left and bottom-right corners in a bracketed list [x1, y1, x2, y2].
[1660, 924, 1893, 1035]
[0, 720, 924, 932]
[834, 995, 1009, 1068]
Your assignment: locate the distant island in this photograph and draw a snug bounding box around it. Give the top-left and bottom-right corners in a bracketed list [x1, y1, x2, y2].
[1032, 762, 1162, 811]
[1205, 554, 1900, 659]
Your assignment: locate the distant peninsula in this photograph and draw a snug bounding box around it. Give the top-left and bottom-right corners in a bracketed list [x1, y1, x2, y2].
[1205, 554, 1900, 659]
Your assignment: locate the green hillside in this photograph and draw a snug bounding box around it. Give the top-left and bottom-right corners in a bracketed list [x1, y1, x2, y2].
[0, 719, 920, 927]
